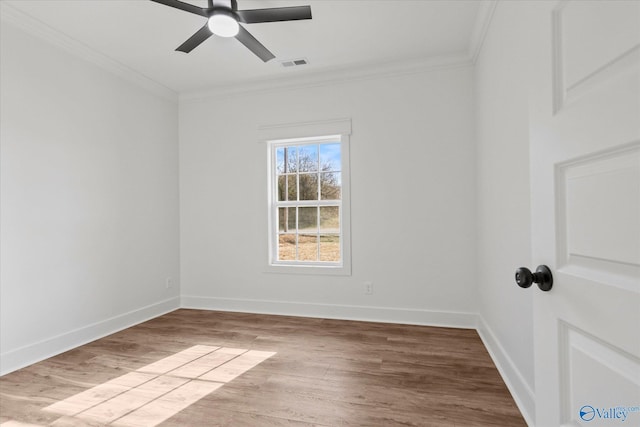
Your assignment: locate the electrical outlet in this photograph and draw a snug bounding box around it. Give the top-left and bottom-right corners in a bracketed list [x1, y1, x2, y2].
[364, 281, 373, 295]
[165, 277, 173, 289]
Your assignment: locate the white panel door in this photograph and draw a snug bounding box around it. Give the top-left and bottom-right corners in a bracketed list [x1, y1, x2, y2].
[528, 1, 640, 426]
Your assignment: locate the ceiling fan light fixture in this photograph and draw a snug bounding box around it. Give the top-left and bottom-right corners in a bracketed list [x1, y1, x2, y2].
[208, 10, 240, 38]
[154, 0, 312, 61]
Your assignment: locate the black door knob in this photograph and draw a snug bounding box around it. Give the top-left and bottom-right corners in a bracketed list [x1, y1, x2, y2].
[515, 265, 553, 291]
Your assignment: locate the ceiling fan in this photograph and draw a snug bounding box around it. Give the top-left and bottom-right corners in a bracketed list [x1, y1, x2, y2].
[151, 0, 312, 62]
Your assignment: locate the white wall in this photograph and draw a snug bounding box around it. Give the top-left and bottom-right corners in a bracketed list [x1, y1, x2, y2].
[0, 21, 180, 375]
[179, 66, 477, 326]
[474, 1, 535, 424]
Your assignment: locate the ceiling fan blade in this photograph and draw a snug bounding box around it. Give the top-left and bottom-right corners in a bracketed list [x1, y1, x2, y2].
[235, 26, 275, 62]
[150, 0, 209, 17]
[176, 24, 213, 53]
[236, 6, 312, 24]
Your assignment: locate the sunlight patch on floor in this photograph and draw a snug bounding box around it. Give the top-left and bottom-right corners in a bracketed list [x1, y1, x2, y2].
[26, 345, 277, 427]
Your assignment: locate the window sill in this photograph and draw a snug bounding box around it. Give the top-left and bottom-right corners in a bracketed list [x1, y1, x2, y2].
[264, 263, 351, 276]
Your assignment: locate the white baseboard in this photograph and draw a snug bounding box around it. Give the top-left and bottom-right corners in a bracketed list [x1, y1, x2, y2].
[0, 297, 180, 376]
[181, 295, 478, 329]
[476, 316, 535, 427]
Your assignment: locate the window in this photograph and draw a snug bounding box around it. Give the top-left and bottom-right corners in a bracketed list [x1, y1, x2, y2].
[266, 130, 351, 275]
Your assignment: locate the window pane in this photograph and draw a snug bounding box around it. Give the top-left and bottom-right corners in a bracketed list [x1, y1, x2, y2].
[276, 147, 285, 174]
[320, 235, 340, 262]
[320, 206, 340, 233]
[298, 234, 318, 261]
[278, 175, 297, 201]
[285, 146, 298, 173]
[277, 175, 285, 201]
[298, 207, 318, 233]
[278, 234, 296, 261]
[298, 145, 318, 172]
[299, 173, 319, 200]
[278, 207, 296, 232]
[320, 143, 341, 172]
[321, 172, 341, 200]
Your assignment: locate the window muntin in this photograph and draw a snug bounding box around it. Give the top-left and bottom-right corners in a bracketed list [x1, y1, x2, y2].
[270, 137, 344, 266]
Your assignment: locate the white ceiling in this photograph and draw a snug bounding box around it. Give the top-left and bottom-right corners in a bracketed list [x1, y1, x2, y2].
[2, 0, 484, 95]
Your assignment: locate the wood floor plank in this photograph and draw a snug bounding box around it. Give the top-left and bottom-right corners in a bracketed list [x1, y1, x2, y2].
[0, 309, 526, 426]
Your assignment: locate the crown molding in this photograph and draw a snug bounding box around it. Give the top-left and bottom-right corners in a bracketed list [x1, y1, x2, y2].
[0, 2, 178, 103]
[468, 0, 499, 64]
[180, 52, 473, 103]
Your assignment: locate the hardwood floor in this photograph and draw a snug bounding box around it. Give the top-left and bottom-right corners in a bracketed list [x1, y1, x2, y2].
[0, 310, 527, 426]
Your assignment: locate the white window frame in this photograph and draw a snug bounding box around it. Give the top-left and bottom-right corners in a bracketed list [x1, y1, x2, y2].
[261, 119, 351, 276]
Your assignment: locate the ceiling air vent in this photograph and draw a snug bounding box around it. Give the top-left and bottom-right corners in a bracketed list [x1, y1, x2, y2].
[280, 58, 309, 68]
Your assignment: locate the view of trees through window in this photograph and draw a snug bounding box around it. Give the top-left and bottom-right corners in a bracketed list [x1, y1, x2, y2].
[274, 142, 341, 263]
